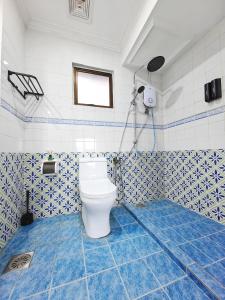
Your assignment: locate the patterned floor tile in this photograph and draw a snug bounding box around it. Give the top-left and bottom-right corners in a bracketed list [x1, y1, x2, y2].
[145, 252, 185, 285]
[115, 214, 136, 226]
[107, 227, 128, 243]
[179, 243, 213, 266]
[131, 235, 162, 257]
[119, 259, 159, 299]
[192, 237, 225, 261]
[52, 255, 85, 287]
[161, 228, 186, 245]
[110, 239, 140, 265]
[88, 268, 128, 300]
[165, 277, 210, 300]
[204, 261, 225, 287]
[10, 264, 52, 300]
[82, 233, 107, 251]
[85, 246, 115, 275]
[0, 271, 21, 300]
[123, 223, 146, 238]
[50, 279, 88, 300]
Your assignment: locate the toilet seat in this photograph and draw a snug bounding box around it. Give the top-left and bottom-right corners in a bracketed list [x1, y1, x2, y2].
[80, 178, 117, 199]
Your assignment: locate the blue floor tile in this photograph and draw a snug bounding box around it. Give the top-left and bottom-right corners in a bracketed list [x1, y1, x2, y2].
[55, 238, 82, 258]
[85, 246, 115, 275]
[138, 289, 170, 300]
[57, 225, 81, 240]
[31, 245, 56, 266]
[162, 228, 186, 245]
[179, 243, 212, 266]
[107, 227, 128, 243]
[165, 277, 210, 300]
[110, 239, 140, 265]
[131, 235, 162, 257]
[50, 279, 88, 300]
[119, 259, 159, 299]
[110, 215, 120, 229]
[88, 268, 128, 300]
[111, 207, 130, 217]
[175, 224, 203, 241]
[123, 223, 146, 238]
[208, 231, 225, 248]
[192, 237, 225, 261]
[52, 255, 85, 287]
[188, 264, 225, 299]
[145, 252, 185, 285]
[0, 271, 21, 300]
[82, 233, 107, 251]
[115, 214, 136, 226]
[11, 264, 52, 299]
[205, 261, 225, 287]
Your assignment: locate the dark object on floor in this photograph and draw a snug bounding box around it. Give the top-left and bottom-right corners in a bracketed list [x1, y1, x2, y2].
[21, 190, 33, 226]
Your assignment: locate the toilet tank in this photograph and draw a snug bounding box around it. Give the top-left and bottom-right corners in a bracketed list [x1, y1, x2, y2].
[79, 157, 108, 180]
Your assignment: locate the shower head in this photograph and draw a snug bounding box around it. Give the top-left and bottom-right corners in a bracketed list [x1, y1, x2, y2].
[137, 86, 145, 94]
[147, 56, 165, 72]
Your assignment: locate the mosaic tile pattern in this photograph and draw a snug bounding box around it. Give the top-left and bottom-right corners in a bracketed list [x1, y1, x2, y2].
[163, 149, 225, 224]
[0, 153, 24, 249]
[23, 151, 164, 218]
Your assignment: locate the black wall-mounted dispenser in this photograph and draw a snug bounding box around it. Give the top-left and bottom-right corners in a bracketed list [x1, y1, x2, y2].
[211, 78, 222, 100]
[204, 82, 211, 102]
[205, 78, 222, 102]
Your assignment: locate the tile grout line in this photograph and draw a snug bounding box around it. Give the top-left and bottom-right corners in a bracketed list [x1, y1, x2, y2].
[81, 230, 90, 300]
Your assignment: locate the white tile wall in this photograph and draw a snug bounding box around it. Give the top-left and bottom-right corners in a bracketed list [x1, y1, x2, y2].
[162, 17, 225, 151]
[22, 29, 161, 153]
[0, 0, 25, 152]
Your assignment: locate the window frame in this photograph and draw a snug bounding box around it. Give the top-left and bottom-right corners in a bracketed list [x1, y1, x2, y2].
[73, 66, 113, 108]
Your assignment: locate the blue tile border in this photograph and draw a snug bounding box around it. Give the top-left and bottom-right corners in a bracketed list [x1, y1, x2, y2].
[2, 98, 225, 129]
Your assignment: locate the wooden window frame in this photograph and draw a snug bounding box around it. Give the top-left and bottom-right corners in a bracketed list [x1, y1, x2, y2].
[73, 67, 113, 108]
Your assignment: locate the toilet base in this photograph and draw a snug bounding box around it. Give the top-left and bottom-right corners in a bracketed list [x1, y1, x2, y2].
[82, 199, 114, 239]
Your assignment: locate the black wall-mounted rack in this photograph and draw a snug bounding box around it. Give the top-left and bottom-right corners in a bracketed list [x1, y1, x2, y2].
[8, 70, 44, 100]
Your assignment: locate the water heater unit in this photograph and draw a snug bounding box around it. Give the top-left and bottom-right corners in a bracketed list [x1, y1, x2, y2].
[143, 86, 156, 108]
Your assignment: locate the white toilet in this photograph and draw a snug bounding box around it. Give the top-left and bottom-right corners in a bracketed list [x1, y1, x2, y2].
[79, 157, 117, 238]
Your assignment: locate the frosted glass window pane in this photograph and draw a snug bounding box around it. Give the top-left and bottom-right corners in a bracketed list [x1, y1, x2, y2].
[77, 72, 110, 106]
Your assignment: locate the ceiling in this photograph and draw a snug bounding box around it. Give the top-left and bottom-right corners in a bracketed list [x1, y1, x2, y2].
[16, 0, 148, 52]
[123, 0, 225, 72]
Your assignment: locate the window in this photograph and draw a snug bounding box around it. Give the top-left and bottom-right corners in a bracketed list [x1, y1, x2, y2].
[73, 67, 113, 108]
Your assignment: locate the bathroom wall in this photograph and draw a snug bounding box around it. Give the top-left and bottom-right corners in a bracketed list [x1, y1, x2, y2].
[161, 17, 225, 224]
[23, 29, 163, 153]
[162, 18, 225, 151]
[0, 0, 25, 249]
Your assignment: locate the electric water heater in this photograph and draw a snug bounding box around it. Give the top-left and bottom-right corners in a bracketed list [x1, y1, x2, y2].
[143, 85, 156, 108]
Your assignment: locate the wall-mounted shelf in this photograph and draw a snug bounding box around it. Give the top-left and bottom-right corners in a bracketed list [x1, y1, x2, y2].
[8, 70, 44, 100]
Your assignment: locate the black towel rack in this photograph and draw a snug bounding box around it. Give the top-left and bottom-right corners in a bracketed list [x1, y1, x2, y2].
[8, 70, 44, 100]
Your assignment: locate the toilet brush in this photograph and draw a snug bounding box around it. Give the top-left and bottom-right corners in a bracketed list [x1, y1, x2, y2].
[21, 190, 33, 226]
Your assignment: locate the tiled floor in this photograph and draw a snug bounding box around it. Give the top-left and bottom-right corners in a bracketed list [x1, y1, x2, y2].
[0, 200, 224, 299]
[126, 200, 225, 300]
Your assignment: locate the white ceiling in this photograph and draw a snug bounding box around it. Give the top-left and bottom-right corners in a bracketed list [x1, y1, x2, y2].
[16, 0, 148, 52]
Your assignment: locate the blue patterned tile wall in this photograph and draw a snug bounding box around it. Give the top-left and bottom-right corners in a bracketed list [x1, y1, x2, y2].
[164, 149, 225, 224]
[0, 153, 24, 249]
[22, 151, 164, 219]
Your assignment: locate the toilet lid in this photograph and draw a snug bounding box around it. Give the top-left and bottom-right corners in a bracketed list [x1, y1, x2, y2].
[80, 178, 117, 199]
